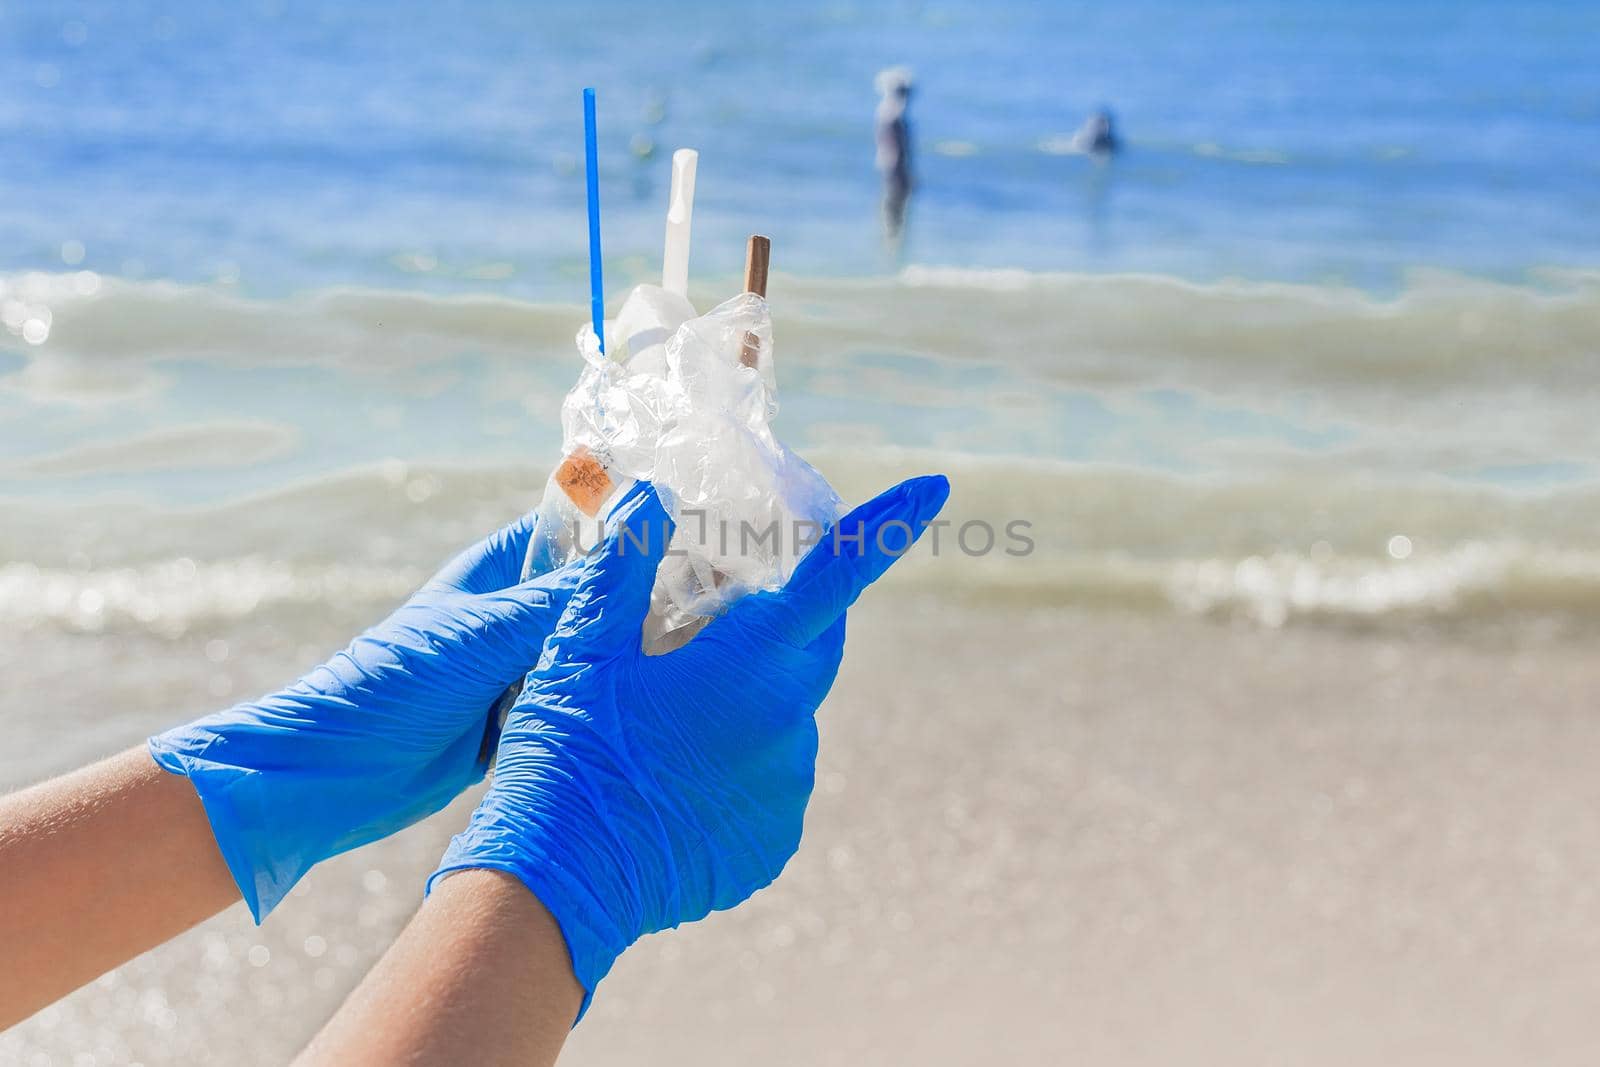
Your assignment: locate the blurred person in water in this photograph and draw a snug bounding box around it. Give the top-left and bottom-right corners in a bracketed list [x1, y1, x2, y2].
[1072, 105, 1119, 157]
[875, 66, 915, 242]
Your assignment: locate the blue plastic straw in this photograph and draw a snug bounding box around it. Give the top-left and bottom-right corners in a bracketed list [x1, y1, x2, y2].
[582, 88, 605, 355]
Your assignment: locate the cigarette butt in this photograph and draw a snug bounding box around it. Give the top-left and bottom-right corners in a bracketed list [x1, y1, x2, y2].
[555, 446, 613, 517]
[740, 235, 770, 368]
[739, 335, 762, 368]
[743, 235, 770, 297]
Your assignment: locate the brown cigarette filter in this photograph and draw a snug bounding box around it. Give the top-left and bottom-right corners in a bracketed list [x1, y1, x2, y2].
[740, 234, 771, 368]
[743, 235, 770, 297]
[555, 445, 613, 517]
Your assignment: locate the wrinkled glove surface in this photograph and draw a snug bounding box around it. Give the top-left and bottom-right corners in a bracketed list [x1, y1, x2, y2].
[430, 475, 950, 1017]
[151, 513, 577, 920]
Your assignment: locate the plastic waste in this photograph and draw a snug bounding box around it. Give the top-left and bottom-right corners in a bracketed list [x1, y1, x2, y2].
[522, 284, 843, 653]
[661, 149, 697, 298]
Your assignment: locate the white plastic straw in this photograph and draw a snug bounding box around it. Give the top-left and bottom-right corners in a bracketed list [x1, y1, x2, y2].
[662, 148, 698, 297]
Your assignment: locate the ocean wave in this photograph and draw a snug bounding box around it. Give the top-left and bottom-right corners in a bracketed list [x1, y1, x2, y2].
[1167, 544, 1600, 627]
[847, 265, 1600, 394]
[883, 542, 1600, 631]
[1, 420, 300, 479]
[0, 271, 584, 400]
[5, 453, 1600, 635]
[6, 263, 1597, 636]
[6, 267, 1600, 400]
[9, 539, 1599, 638]
[0, 558, 421, 637]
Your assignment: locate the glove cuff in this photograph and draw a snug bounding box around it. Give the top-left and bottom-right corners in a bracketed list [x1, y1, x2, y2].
[150, 701, 487, 922]
[147, 733, 301, 921]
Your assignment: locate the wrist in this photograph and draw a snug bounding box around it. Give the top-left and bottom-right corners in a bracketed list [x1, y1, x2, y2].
[429, 799, 640, 1019]
[299, 867, 582, 1064]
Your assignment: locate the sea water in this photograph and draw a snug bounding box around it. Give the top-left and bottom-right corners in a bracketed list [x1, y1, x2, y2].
[2, 0, 1598, 292]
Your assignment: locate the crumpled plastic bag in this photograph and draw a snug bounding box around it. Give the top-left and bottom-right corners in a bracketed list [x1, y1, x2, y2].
[521, 284, 843, 653]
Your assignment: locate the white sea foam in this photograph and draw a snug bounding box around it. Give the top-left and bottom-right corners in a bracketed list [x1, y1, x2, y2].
[8, 267, 1600, 394]
[0, 557, 421, 637]
[1165, 544, 1600, 627]
[8, 533, 1598, 637]
[3, 453, 1599, 634]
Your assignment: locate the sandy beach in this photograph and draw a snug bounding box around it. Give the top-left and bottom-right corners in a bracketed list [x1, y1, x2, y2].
[6, 591, 1598, 1065]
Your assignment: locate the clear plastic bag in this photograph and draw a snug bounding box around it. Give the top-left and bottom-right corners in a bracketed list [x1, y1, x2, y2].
[522, 284, 843, 653]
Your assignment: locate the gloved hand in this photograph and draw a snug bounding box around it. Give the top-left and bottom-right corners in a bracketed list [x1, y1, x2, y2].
[429, 474, 951, 1017]
[149, 512, 579, 921]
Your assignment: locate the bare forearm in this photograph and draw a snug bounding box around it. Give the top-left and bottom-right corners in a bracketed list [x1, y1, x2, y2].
[298, 869, 581, 1067]
[0, 746, 239, 1027]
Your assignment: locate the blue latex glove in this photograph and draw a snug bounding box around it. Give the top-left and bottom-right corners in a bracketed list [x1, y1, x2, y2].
[429, 474, 951, 1017]
[149, 513, 579, 921]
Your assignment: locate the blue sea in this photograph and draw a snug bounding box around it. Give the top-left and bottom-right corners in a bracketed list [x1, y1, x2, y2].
[2, 0, 1600, 630]
[4, 0, 1598, 293]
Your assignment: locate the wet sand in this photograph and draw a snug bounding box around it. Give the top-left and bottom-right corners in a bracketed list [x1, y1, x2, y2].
[5, 595, 1600, 1065]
